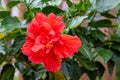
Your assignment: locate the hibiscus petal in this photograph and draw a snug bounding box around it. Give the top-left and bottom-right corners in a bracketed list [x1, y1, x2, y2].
[53, 42, 70, 58]
[47, 13, 57, 25]
[21, 36, 34, 56]
[53, 21, 65, 32]
[28, 50, 44, 64]
[27, 19, 41, 39]
[61, 35, 82, 55]
[57, 16, 64, 21]
[41, 22, 52, 32]
[32, 44, 44, 52]
[47, 13, 65, 32]
[36, 12, 47, 23]
[53, 35, 82, 58]
[43, 51, 61, 72]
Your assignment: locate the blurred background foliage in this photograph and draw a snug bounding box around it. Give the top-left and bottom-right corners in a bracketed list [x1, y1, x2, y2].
[0, 0, 120, 80]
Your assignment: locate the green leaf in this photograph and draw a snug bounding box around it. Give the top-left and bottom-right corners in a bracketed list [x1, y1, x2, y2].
[0, 40, 5, 54]
[111, 27, 120, 42]
[24, 8, 41, 21]
[15, 62, 25, 72]
[89, 19, 112, 28]
[79, 35, 91, 47]
[111, 43, 120, 51]
[112, 52, 120, 64]
[42, 6, 64, 15]
[68, 16, 88, 29]
[107, 60, 115, 75]
[89, 0, 96, 6]
[85, 62, 105, 80]
[60, 61, 71, 79]
[31, 8, 41, 13]
[98, 48, 113, 62]
[30, 0, 42, 8]
[0, 64, 15, 80]
[51, 0, 63, 6]
[60, 59, 82, 80]
[116, 63, 120, 80]
[101, 12, 116, 18]
[22, 68, 35, 80]
[0, 16, 21, 33]
[8, 36, 25, 54]
[91, 30, 105, 42]
[79, 45, 93, 60]
[117, 9, 120, 16]
[66, 0, 73, 7]
[0, 11, 10, 19]
[74, 54, 97, 70]
[34, 65, 46, 80]
[41, 0, 49, 3]
[96, 0, 120, 13]
[0, 54, 5, 64]
[3, 29, 22, 41]
[7, 1, 21, 8]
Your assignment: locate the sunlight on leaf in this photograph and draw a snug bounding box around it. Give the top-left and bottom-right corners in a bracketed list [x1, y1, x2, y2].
[68, 16, 88, 29]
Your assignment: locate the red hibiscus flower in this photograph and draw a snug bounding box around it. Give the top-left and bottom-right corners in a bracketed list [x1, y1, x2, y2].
[21, 13, 82, 72]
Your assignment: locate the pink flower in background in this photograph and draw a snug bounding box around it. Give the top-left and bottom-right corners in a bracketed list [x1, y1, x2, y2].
[21, 13, 82, 72]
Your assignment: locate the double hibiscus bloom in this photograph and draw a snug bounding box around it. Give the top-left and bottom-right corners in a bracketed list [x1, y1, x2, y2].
[21, 13, 82, 72]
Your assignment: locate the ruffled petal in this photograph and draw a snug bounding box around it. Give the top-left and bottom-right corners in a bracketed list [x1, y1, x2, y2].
[47, 13, 57, 26]
[21, 36, 34, 56]
[28, 50, 45, 64]
[61, 35, 82, 56]
[32, 44, 45, 52]
[27, 13, 47, 39]
[53, 35, 82, 58]
[41, 22, 52, 32]
[53, 43, 70, 58]
[47, 13, 65, 32]
[57, 16, 64, 21]
[36, 12, 47, 23]
[43, 51, 61, 72]
[27, 19, 41, 39]
[53, 21, 65, 32]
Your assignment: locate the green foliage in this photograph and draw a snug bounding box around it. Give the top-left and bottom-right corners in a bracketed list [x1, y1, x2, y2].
[89, 19, 113, 28]
[60, 59, 82, 80]
[101, 12, 116, 18]
[96, 0, 120, 13]
[79, 45, 93, 60]
[91, 30, 105, 42]
[0, 0, 120, 80]
[0, 11, 10, 19]
[7, 1, 21, 8]
[0, 17, 22, 33]
[74, 54, 97, 71]
[42, 6, 64, 15]
[107, 60, 115, 75]
[98, 48, 113, 62]
[67, 16, 88, 29]
[0, 64, 15, 80]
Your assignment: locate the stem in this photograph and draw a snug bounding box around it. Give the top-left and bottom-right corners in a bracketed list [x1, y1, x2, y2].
[91, 11, 97, 21]
[87, 11, 97, 33]
[18, 28, 24, 35]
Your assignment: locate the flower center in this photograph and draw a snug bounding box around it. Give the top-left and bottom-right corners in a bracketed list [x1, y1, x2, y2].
[45, 42, 53, 54]
[46, 43, 52, 48]
[45, 41, 53, 48]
